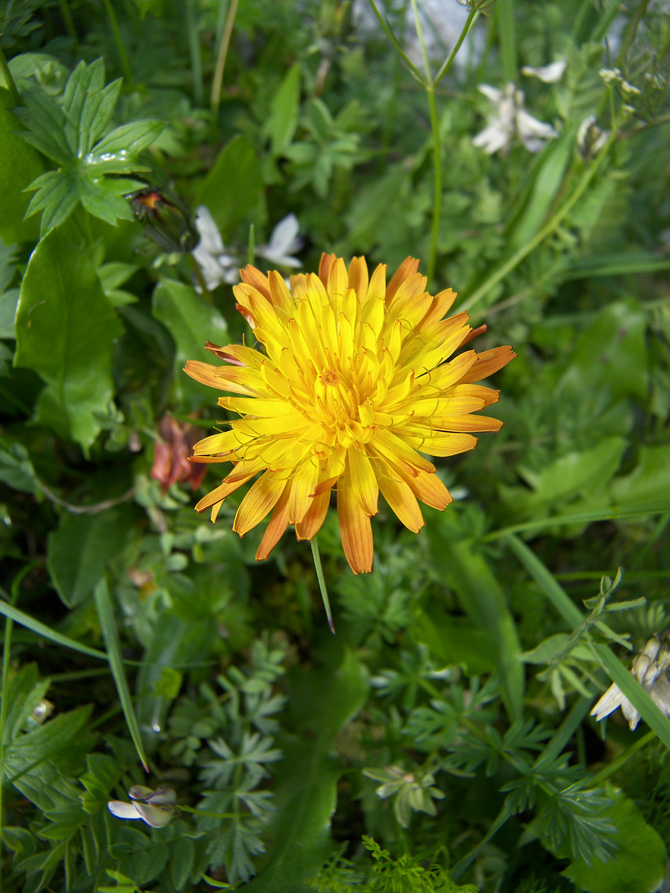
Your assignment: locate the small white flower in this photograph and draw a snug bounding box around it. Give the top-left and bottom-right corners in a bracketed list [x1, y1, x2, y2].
[108, 785, 176, 828]
[473, 83, 558, 156]
[192, 206, 241, 290]
[521, 59, 567, 83]
[591, 635, 670, 731]
[256, 214, 303, 268]
[577, 115, 610, 157]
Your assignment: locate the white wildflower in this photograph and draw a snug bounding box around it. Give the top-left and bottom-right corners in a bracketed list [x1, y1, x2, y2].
[473, 83, 558, 156]
[521, 59, 567, 83]
[256, 214, 303, 268]
[108, 785, 176, 828]
[591, 635, 670, 731]
[192, 205, 241, 290]
[577, 115, 610, 157]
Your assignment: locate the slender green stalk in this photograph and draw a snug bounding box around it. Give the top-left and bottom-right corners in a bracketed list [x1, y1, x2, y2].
[590, 730, 655, 785]
[211, 0, 239, 131]
[101, 0, 133, 87]
[461, 129, 617, 315]
[247, 222, 255, 265]
[186, 0, 204, 107]
[0, 566, 34, 890]
[311, 538, 335, 634]
[433, 7, 479, 88]
[59, 0, 78, 42]
[0, 47, 20, 104]
[496, 0, 517, 83]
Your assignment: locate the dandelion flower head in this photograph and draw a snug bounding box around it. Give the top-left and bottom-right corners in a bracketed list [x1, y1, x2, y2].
[185, 254, 515, 574]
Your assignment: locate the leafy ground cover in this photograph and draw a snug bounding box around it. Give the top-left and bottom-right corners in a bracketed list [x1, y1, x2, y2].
[1, 1, 670, 891]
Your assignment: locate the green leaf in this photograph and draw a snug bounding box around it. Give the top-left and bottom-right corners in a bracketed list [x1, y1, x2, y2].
[0, 436, 38, 493]
[263, 63, 301, 157]
[558, 299, 648, 403]
[243, 648, 368, 893]
[94, 578, 149, 770]
[0, 600, 109, 661]
[14, 226, 124, 452]
[562, 789, 666, 893]
[47, 507, 132, 607]
[611, 445, 670, 506]
[428, 519, 524, 722]
[24, 169, 80, 232]
[195, 135, 263, 235]
[87, 120, 164, 170]
[152, 277, 228, 409]
[0, 87, 43, 242]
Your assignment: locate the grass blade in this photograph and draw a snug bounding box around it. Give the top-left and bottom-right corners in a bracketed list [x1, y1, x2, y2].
[93, 577, 148, 771]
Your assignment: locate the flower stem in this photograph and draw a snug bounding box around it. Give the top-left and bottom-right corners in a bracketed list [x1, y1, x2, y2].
[460, 128, 617, 315]
[211, 0, 239, 134]
[311, 537, 335, 634]
[101, 0, 133, 87]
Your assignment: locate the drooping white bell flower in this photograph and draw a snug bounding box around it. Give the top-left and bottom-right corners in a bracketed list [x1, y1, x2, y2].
[473, 83, 558, 156]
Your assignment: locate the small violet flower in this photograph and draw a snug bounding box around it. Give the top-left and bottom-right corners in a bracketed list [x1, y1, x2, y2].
[473, 83, 558, 156]
[591, 635, 670, 731]
[108, 785, 176, 828]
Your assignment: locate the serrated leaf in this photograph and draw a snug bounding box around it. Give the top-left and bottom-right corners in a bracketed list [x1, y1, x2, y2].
[263, 63, 301, 157]
[78, 175, 140, 226]
[0, 436, 38, 493]
[90, 119, 164, 161]
[17, 83, 70, 164]
[14, 226, 124, 451]
[562, 789, 666, 892]
[24, 169, 80, 233]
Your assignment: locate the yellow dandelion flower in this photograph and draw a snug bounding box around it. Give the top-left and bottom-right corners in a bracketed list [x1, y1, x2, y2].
[184, 254, 515, 574]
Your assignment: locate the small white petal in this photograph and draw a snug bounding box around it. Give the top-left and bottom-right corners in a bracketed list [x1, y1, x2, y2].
[621, 698, 641, 731]
[478, 83, 503, 104]
[522, 60, 567, 83]
[108, 801, 142, 820]
[128, 785, 155, 800]
[473, 122, 512, 155]
[134, 803, 175, 828]
[590, 683, 627, 721]
[194, 206, 224, 255]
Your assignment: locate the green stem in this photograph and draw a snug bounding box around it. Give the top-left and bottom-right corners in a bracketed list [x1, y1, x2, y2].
[0, 47, 20, 104]
[186, 0, 204, 107]
[101, 0, 133, 87]
[211, 0, 239, 134]
[311, 537, 335, 634]
[59, 0, 78, 42]
[496, 0, 517, 84]
[426, 84, 441, 287]
[433, 7, 479, 88]
[460, 129, 617, 315]
[0, 565, 35, 889]
[590, 730, 655, 785]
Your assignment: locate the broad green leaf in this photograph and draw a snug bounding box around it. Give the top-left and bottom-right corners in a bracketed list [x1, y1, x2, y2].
[243, 648, 368, 893]
[611, 445, 670, 506]
[152, 277, 228, 409]
[562, 789, 666, 893]
[195, 135, 263, 235]
[14, 226, 124, 452]
[263, 63, 301, 157]
[0, 87, 43, 242]
[4, 705, 92, 782]
[88, 120, 164, 169]
[428, 519, 524, 722]
[94, 578, 148, 770]
[413, 607, 497, 675]
[566, 252, 670, 279]
[47, 507, 132, 607]
[558, 299, 648, 403]
[501, 436, 628, 518]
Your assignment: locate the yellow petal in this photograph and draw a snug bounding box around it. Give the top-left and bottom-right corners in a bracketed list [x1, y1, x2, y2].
[234, 471, 288, 536]
[256, 481, 292, 560]
[347, 448, 379, 517]
[378, 472, 425, 532]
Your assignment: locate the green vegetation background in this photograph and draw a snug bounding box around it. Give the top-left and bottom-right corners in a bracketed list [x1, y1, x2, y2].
[1, 1, 669, 891]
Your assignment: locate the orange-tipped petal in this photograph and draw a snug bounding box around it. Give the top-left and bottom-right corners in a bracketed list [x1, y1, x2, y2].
[337, 479, 374, 574]
[378, 472, 425, 532]
[256, 481, 292, 560]
[295, 490, 330, 541]
[240, 265, 272, 300]
[184, 360, 224, 389]
[386, 256, 420, 304]
[461, 346, 517, 382]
